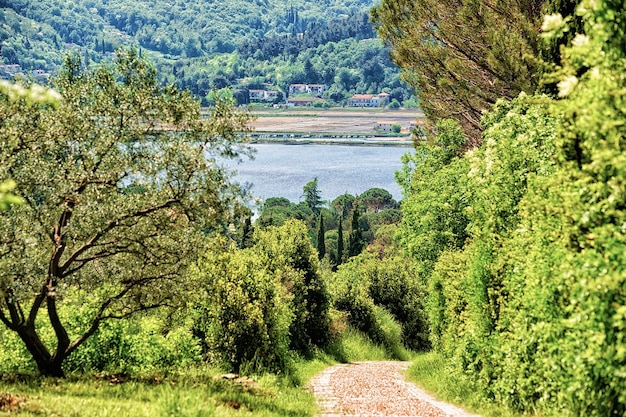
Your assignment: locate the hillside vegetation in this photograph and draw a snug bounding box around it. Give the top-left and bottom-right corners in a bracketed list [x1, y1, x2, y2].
[0, 0, 414, 105]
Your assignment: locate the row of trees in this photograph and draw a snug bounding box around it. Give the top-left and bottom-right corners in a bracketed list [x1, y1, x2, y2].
[1, 0, 377, 67]
[383, 0, 626, 414]
[237, 11, 374, 60]
[257, 179, 400, 267]
[163, 37, 413, 107]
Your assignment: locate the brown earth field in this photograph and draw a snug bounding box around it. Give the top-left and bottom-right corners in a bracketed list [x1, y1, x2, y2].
[248, 108, 424, 135]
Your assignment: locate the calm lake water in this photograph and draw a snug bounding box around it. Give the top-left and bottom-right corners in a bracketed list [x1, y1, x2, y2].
[225, 144, 411, 204]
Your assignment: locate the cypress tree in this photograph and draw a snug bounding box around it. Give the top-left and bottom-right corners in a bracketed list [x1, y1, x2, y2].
[317, 212, 325, 260]
[240, 216, 254, 249]
[347, 208, 364, 258]
[336, 217, 344, 266]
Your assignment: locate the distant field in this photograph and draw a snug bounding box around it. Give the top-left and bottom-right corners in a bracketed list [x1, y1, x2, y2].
[248, 108, 424, 135]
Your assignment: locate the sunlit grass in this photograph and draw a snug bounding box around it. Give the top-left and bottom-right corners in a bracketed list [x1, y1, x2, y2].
[407, 352, 543, 417]
[0, 367, 316, 417]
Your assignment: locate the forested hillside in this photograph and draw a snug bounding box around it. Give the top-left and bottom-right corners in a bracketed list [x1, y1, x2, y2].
[0, 0, 413, 105]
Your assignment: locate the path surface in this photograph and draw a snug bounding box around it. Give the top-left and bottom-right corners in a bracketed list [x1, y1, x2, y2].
[309, 362, 481, 417]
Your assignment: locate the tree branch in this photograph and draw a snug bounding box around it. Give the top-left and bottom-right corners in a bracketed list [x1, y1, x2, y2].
[47, 292, 70, 362]
[64, 272, 174, 357]
[0, 305, 17, 330]
[59, 198, 179, 276]
[5, 290, 25, 325]
[27, 286, 47, 327]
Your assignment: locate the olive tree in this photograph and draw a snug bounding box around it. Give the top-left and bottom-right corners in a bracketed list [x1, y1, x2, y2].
[0, 50, 251, 377]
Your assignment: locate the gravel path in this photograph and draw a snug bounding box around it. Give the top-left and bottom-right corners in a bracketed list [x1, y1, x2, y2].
[309, 362, 481, 417]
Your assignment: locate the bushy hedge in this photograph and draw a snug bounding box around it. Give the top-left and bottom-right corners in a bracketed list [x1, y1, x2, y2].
[191, 240, 293, 373]
[399, 2, 626, 413]
[192, 221, 332, 372]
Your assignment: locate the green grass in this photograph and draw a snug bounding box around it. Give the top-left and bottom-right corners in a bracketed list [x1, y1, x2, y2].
[407, 352, 541, 417]
[0, 369, 316, 416]
[0, 327, 411, 416]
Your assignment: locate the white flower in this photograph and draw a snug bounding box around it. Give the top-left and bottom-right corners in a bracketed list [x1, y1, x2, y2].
[571, 34, 590, 47]
[557, 76, 579, 97]
[45, 88, 63, 103]
[541, 14, 564, 33]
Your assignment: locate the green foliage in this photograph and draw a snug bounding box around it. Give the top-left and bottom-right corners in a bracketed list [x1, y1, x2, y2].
[371, 0, 551, 142]
[0, 51, 250, 376]
[316, 212, 326, 260]
[394, 1, 626, 414]
[482, 3, 626, 414]
[330, 262, 381, 342]
[302, 177, 323, 214]
[0, 293, 202, 376]
[336, 217, 344, 265]
[400, 96, 561, 413]
[358, 187, 397, 213]
[0, 1, 414, 106]
[68, 317, 201, 375]
[256, 186, 399, 267]
[253, 221, 332, 354]
[0, 179, 23, 210]
[358, 254, 430, 350]
[347, 208, 364, 258]
[331, 193, 355, 219]
[193, 220, 331, 372]
[396, 119, 470, 273]
[329, 226, 429, 351]
[192, 239, 293, 373]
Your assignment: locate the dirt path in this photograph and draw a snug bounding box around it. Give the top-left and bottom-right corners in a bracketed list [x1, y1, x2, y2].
[309, 362, 481, 417]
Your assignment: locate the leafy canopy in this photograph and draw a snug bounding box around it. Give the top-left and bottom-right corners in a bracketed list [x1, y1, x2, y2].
[0, 50, 251, 376]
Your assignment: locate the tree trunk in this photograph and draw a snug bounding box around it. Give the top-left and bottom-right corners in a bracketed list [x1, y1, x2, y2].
[16, 324, 66, 378]
[38, 360, 66, 378]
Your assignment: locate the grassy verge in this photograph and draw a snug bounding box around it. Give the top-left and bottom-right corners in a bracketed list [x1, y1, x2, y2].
[0, 328, 409, 416]
[407, 352, 539, 417]
[0, 368, 315, 417]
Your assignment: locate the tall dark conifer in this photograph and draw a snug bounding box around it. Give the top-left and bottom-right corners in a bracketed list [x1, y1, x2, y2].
[347, 208, 364, 258]
[317, 212, 325, 260]
[337, 217, 344, 266]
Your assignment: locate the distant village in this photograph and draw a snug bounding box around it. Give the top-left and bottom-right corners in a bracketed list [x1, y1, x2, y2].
[1, 64, 394, 110]
[0, 64, 51, 82]
[247, 83, 392, 108]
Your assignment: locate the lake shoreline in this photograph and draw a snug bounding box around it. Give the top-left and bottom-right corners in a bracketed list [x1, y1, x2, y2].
[249, 136, 414, 147]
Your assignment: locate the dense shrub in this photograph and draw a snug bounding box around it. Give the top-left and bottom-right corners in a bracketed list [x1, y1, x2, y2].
[359, 255, 429, 350]
[191, 239, 293, 373]
[0, 289, 202, 375]
[192, 221, 331, 371]
[65, 315, 201, 375]
[329, 225, 429, 351]
[253, 220, 332, 354]
[396, 119, 471, 277]
[330, 264, 383, 344]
